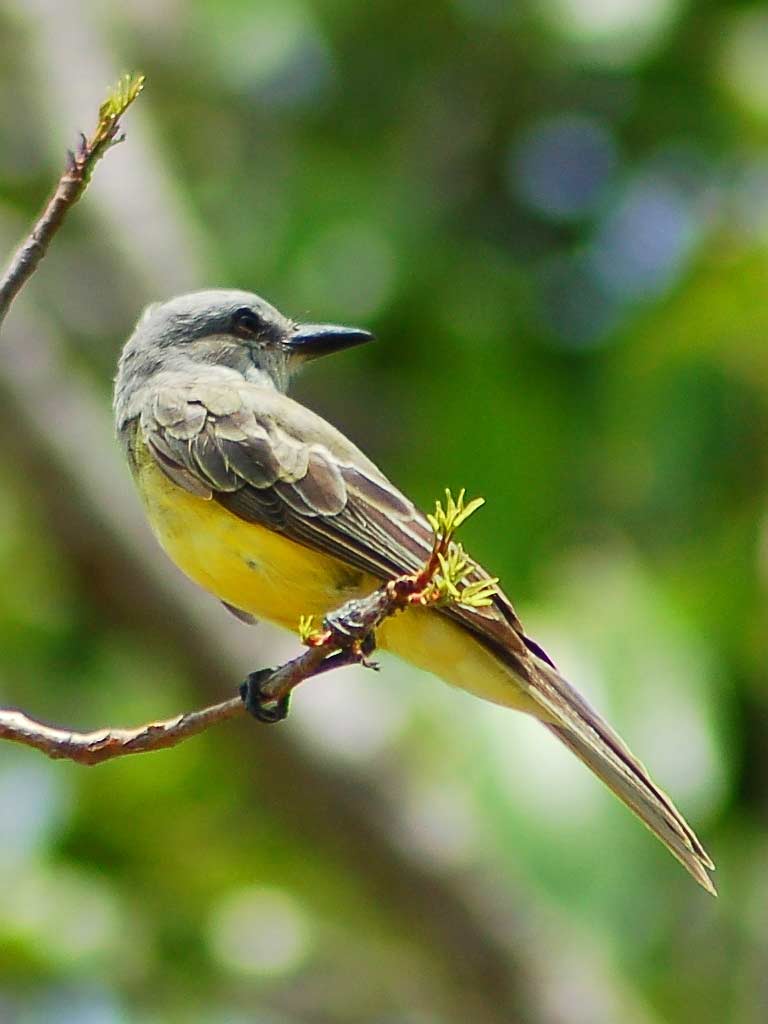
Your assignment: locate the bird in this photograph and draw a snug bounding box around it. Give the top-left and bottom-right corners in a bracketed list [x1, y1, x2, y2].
[113, 288, 715, 894]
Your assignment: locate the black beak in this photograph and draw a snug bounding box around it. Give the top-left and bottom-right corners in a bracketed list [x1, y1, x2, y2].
[286, 322, 374, 360]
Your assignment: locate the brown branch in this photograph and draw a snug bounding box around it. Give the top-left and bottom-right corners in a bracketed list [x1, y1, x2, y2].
[0, 696, 243, 765]
[0, 72, 144, 325]
[0, 562, 446, 764]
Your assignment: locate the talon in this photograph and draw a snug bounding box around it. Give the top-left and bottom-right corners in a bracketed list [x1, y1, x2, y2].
[240, 670, 290, 723]
[324, 598, 365, 639]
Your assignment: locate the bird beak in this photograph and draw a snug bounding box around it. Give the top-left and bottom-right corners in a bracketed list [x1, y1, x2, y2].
[285, 322, 374, 360]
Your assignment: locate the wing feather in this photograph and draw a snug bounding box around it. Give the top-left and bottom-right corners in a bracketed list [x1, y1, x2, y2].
[218, 432, 282, 487]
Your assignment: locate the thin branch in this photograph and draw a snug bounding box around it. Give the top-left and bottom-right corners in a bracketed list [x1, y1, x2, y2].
[0, 72, 145, 325]
[1, 491, 490, 764]
[0, 696, 243, 765]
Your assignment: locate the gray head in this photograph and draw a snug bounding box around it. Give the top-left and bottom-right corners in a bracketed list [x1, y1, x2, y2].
[114, 288, 373, 423]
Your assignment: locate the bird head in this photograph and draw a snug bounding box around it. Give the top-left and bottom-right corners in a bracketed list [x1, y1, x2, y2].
[117, 288, 374, 397]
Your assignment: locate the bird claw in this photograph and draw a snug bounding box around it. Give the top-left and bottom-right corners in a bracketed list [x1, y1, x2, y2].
[324, 598, 369, 639]
[357, 632, 379, 669]
[240, 669, 290, 723]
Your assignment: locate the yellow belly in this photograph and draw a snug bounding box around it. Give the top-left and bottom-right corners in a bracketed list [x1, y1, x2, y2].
[133, 449, 541, 715]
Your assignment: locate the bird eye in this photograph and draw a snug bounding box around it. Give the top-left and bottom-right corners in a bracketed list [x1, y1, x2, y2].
[232, 307, 263, 337]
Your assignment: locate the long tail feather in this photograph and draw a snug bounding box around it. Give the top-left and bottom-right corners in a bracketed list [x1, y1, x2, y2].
[520, 654, 716, 893]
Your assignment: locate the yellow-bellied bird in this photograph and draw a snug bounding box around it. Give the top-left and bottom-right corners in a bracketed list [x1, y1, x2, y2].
[114, 290, 715, 893]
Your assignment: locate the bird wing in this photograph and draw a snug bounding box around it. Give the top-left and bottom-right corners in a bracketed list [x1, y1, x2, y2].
[138, 376, 716, 893]
[139, 376, 530, 659]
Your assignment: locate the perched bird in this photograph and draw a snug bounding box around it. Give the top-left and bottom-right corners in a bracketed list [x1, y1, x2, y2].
[114, 289, 715, 893]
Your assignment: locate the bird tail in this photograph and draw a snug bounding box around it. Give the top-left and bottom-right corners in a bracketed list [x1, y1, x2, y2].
[522, 653, 716, 894]
[380, 605, 715, 891]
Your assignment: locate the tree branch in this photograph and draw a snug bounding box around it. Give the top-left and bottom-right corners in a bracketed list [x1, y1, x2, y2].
[1, 490, 492, 764]
[0, 696, 243, 765]
[0, 72, 144, 325]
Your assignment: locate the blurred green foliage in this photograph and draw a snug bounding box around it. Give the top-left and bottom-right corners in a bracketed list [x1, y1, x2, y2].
[1, 1, 767, 1022]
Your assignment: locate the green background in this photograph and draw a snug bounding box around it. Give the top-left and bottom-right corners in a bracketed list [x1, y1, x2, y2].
[0, 1, 766, 1021]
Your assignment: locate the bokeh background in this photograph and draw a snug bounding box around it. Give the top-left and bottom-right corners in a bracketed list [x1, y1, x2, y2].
[0, 0, 766, 1021]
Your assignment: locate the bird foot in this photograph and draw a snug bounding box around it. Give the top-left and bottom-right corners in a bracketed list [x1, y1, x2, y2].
[240, 669, 290, 723]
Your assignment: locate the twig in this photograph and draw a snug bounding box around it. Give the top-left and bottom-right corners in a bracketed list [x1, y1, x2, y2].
[0, 615, 360, 766]
[0, 72, 145, 325]
[0, 696, 243, 765]
[1, 491, 491, 763]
